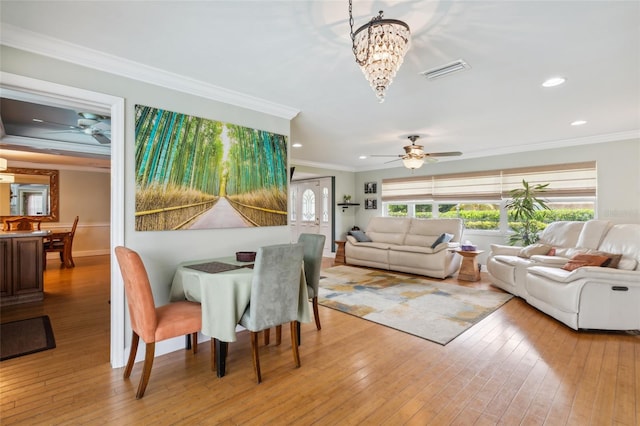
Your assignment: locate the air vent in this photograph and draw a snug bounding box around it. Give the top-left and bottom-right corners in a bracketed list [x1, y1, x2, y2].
[420, 59, 470, 80]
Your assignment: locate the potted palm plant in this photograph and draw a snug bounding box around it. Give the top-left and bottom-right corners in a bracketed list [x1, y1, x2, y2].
[505, 179, 550, 245]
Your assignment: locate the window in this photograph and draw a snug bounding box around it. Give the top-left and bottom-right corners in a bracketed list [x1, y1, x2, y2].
[290, 188, 296, 221]
[381, 162, 596, 233]
[322, 187, 329, 222]
[386, 203, 408, 217]
[437, 203, 501, 230]
[302, 189, 315, 221]
[415, 203, 432, 219]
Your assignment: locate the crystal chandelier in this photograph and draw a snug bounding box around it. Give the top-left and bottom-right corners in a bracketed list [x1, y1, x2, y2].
[349, 0, 411, 103]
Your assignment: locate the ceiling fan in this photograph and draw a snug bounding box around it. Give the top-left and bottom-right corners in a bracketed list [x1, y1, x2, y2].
[40, 112, 111, 145]
[370, 135, 462, 169]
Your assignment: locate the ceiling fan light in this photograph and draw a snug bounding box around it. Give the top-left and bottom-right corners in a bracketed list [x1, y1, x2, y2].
[402, 156, 424, 170]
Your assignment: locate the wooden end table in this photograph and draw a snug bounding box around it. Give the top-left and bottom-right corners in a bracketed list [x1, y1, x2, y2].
[455, 250, 484, 282]
[334, 240, 346, 266]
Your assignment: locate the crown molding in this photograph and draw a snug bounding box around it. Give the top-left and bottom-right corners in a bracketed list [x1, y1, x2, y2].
[1, 24, 300, 120]
[291, 158, 357, 173]
[351, 130, 640, 173]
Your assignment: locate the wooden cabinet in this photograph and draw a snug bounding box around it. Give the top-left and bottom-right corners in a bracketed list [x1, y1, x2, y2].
[0, 234, 45, 306]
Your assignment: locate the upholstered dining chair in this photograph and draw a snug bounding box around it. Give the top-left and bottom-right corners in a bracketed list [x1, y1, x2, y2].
[298, 233, 326, 331]
[237, 243, 304, 383]
[3, 217, 41, 231]
[43, 215, 79, 269]
[114, 246, 202, 399]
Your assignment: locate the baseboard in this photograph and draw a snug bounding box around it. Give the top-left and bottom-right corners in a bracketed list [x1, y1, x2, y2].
[45, 249, 110, 260]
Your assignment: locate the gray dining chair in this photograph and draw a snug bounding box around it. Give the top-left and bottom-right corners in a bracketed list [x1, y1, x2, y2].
[238, 243, 304, 383]
[298, 233, 326, 331]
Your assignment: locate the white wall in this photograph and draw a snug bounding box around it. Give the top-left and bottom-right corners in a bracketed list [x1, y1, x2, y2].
[352, 138, 640, 265]
[1, 45, 294, 363]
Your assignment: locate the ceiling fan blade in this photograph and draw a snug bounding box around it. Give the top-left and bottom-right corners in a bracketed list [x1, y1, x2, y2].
[92, 134, 111, 144]
[425, 151, 463, 157]
[370, 154, 403, 158]
[384, 158, 401, 164]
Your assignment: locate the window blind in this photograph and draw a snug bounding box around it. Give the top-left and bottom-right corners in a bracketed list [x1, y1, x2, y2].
[501, 162, 597, 197]
[381, 177, 433, 201]
[381, 161, 596, 201]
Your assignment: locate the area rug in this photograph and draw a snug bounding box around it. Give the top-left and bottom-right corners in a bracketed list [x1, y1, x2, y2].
[1, 315, 56, 361]
[318, 266, 513, 345]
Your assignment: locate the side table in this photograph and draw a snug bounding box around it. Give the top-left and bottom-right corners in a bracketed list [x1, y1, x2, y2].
[334, 240, 346, 266]
[455, 250, 484, 282]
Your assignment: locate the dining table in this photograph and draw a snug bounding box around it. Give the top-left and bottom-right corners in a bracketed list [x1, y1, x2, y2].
[169, 255, 311, 377]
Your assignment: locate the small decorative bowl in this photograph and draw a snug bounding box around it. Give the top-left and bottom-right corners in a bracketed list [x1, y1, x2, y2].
[461, 245, 477, 252]
[236, 251, 256, 262]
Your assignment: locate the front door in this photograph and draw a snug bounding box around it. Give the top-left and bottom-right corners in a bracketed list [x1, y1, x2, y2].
[290, 177, 333, 256]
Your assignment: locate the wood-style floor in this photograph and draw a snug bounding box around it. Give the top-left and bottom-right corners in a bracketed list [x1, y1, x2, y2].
[1, 255, 638, 425]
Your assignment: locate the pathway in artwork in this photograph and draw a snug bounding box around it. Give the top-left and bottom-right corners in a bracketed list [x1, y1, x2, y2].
[189, 198, 251, 229]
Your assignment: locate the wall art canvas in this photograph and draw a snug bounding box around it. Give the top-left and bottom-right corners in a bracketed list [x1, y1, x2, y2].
[365, 198, 377, 210]
[365, 182, 377, 194]
[134, 105, 288, 231]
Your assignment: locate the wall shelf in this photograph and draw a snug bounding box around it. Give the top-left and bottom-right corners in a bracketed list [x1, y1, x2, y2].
[337, 203, 360, 211]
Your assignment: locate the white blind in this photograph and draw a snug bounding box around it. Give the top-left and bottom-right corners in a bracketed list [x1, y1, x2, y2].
[433, 172, 502, 200]
[381, 162, 597, 201]
[501, 162, 597, 197]
[381, 177, 433, 201]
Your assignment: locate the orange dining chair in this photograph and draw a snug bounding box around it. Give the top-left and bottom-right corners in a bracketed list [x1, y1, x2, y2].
[3, 217, 41, 231]
[43, 216, 79, 269]
[115, 246, 202, 399]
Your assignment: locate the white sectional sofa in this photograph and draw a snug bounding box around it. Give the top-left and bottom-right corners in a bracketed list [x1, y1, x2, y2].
[487, 220, 640, 331]
[345, 217, 464, 279]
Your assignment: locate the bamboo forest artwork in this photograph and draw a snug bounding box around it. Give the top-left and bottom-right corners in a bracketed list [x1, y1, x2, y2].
[134, 105, 288, 231]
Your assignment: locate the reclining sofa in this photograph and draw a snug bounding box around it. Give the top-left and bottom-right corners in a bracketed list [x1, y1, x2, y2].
[345, 217, 464, 279]
[487, 220, 640, 331]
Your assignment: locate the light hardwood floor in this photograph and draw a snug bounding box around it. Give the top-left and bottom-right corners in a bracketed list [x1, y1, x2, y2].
[1, 255, 638, 425]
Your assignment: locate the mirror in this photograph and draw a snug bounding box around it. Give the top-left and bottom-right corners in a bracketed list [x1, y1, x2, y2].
[0, 167, 59, 222]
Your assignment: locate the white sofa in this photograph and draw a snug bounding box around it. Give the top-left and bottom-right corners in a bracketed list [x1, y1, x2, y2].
[345, 217, 464, 279]
[487, 220, 640, 331]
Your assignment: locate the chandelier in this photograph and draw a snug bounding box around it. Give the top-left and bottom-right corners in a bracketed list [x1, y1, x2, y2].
[348, 0, 411, 103]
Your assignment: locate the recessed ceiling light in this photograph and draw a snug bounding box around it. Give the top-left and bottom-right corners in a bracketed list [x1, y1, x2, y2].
[359, 155, 367, 159]
[542, 77, 566, 87]
[32, 118, 43, 122]
[292, 143, 302, 148]
[571, 120, 587, 126]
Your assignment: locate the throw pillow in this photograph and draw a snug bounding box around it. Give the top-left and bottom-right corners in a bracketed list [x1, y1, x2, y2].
[348, 230, 372, 242]
[617, 257, 637, 271]
[587, 250, 623, 268]
[518, 243, 553, 258]
[430, 233, 454, 249]
[561, 253, 610, 271]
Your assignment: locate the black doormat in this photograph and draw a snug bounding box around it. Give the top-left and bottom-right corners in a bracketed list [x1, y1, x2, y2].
[1, 315, 56, 361]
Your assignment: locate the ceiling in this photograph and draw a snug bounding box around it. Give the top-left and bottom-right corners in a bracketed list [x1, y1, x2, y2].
[1, 1, 639, 172]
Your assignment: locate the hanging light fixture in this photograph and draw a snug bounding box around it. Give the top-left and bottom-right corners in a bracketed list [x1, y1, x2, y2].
[0, 157, 7, 171]
[348, 0, 411, 103]
[402, 156, 424, 170]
